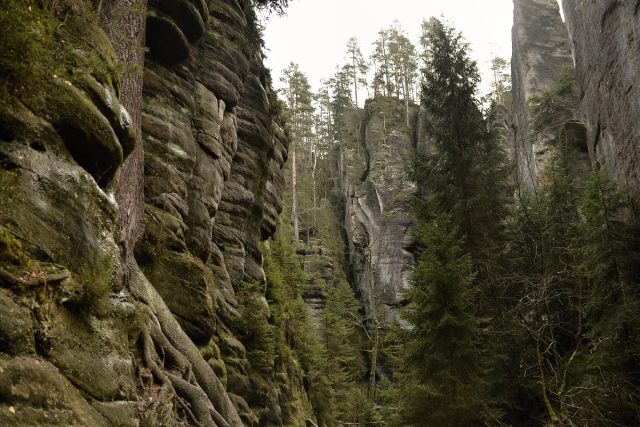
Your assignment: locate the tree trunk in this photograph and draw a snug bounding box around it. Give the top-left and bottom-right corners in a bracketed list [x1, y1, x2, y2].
[292, 130, 300, 240]
[99, 0, 147, 261]
[352, 53, 359, 107]
[312, 147, 317, 227]
[404, 71, 410, 127]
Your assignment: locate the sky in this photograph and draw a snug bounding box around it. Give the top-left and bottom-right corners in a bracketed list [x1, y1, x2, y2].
[260, 0, 515, 103]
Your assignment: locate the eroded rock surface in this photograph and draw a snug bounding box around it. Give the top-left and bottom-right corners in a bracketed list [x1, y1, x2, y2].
[0, 0, 308, 425]
[561, 0, 640, 197]
[335, 98, 416, 322]
[511, 0, 576, 187]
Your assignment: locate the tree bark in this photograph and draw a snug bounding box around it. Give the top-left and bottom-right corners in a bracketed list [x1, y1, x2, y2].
[99, 0, 147, 260]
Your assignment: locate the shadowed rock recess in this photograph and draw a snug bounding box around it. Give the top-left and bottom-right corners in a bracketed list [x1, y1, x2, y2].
[0, 0, 313, 425]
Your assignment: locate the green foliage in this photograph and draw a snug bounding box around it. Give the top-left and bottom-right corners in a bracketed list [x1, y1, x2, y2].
[496, 134, 640, 425]
[280, 62, 315, 140]
[396, 216, 496, 426]
[490, 56, 511, 105]
[0, 225, 31, 270]
[386, 17, 512, 426]
[237, 281, 276, 373]
[0, 0, 60, 91]
[415, 17, 511, 257]
[261, 223, 337, 425]
[0, 0, 122, 97]
[530, 65, 577, 134]
[371, 21, 418, 101]
[79, 253, 114, 313]
[569, 171, 640, 425]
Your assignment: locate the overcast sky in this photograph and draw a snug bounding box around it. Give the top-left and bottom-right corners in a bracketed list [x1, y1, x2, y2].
[261, 0, 515, 103]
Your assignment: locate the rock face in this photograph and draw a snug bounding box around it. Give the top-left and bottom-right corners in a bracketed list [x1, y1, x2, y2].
[0, 0, 310, 425]
[561, 0, 640, 197]
[511, 0, 576, 187]
[336, 98, 416, 322]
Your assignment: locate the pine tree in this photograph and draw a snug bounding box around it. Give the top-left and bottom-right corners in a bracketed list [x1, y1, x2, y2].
[387, 22, 418, 125]
[345, 37, 368, 107]
[280, 63, 315, 240]
[397, 17, 510, 426]
[400, 216, 493, 426]
[371, 29, 393, 96]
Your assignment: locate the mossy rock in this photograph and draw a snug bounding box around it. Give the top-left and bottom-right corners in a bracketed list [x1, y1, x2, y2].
[136, 205, 217, 344]
[0, 355, 110, 426]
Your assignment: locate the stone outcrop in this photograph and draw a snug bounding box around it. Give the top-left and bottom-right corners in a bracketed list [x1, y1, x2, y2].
[335, 98, 416, 322]
[511, 0, 576, 187]
[0, 0, 312, 425]
[561, 0, 640, 197]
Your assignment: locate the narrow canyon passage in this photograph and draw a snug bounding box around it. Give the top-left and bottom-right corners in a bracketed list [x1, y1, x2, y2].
[1, 0, 639, 426]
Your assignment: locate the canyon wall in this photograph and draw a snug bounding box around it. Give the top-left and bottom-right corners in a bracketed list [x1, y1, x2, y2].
[510, 0, 577, 187]
[335, 98, 416, 323]
[561, 0, 640, 198]
[0, 0, 314, 426]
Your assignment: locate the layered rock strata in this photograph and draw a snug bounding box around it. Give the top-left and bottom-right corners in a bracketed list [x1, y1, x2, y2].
[0, 0, 311, 425]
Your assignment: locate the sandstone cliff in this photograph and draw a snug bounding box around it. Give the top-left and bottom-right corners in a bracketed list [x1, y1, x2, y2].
[334, 98, 416, 323]
[0, 0, 313, 425]
[510, 0, 578, 188]
[561, 0, 640, 198]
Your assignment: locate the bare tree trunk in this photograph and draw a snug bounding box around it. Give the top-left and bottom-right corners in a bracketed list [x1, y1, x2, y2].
[382, 38, 390, 96]
[404, 72, 410, 127]
[312, 146, 317, 227]
[99, 0, 147, 261]
[352, 52, 359, 107]
[292, 130, 299, 240]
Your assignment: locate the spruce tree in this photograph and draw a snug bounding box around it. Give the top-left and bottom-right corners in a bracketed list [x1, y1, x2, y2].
[397, 17, 510, 426]
[400, 216, 492, 426]
[416, 17, 510, 259]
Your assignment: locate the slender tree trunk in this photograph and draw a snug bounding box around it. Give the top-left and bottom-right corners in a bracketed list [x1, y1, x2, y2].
[100, 0, 147, 260]
[312, 146, 317, 227]
[352, 53, 359, 107]
[369, 291, 379, 403]
[291, 130, 299, 240]
[382, 38, 390, 96]
[404, 71, 410, 127]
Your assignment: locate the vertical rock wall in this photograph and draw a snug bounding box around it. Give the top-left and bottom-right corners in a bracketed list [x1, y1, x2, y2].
[561, 0, 640, 198]
[0, 0, 309, 425]
[336, 98, 416, 322]
[511, 0, 575, 188]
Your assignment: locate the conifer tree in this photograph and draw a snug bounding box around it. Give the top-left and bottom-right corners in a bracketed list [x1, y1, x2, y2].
[280, 63, 314, 240]
[415, 17, 510, 260]
[387, 22, 418, 125]
[571, 171, 640, 425]
[400, 216, 492, 426]
[372, 29, 393, 96]
[398, 17, 510, 425]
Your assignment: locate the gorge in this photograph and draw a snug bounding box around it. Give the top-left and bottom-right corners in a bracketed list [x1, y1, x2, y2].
[1, 0, 639, 426]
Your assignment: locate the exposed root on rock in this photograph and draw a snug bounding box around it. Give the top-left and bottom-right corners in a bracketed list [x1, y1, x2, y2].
[0, 267, 70, 289]
[131, 264, 241, 427]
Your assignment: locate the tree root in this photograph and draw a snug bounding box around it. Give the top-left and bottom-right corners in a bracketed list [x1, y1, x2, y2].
[132, 264, 241, 426]
[0, 267, 70, 290]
